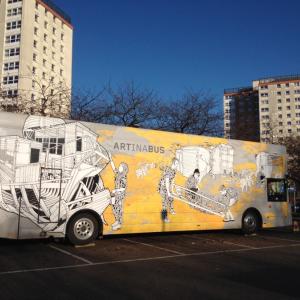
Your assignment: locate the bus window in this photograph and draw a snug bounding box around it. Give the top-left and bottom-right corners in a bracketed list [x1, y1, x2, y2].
[267, 179, 286, 202]
[76, 137, 82, 151]
[30, 148, 40, 163]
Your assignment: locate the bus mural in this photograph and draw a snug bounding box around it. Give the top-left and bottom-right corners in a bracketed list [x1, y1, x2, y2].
[0, 112, 292, 244]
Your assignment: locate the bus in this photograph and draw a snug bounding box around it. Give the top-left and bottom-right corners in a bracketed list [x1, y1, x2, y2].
[0, 111, 292, 244]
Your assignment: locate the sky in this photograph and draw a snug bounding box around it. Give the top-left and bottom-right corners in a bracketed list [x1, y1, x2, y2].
[54, 0, 300, 105]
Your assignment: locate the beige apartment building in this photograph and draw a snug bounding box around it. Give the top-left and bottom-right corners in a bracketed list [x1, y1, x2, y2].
[0, 0, 73, 117]
[224, 74, 300, 143]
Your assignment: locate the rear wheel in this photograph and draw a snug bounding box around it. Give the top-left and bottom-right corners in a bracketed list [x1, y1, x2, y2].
[242, 211, 259, 234]
[67, 213, 99, 245]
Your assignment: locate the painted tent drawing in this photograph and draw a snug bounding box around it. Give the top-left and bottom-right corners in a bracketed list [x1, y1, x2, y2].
[0, 116, 112, 233]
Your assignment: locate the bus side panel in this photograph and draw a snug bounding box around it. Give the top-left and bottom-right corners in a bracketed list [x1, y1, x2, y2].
[95, 126, 290, 236]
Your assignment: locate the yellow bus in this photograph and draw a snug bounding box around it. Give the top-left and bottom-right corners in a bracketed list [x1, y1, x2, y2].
[0, 112, 292, 244]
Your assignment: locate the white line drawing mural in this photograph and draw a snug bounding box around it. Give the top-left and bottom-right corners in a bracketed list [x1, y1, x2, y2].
[136, 163, 156, 178]
[110, 154, 128, 231]
[0, 115, 128, 235]
[158, 145, 238, 222]
[158, 158, 179, 222]
[175, 144, 234, 180]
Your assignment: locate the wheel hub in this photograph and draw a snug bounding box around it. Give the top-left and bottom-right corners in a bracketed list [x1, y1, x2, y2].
[74, 218, 94, 240]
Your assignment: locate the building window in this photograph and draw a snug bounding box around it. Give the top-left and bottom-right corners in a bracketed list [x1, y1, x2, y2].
[60, 69, 63, 76]
[60, 57, 63, 65]
[295, 105, 300, 109]
[295, 90, 300, 94]
[3, 61, 19, 71]
[261, 93, 268, 97]
[277, 91, 281, 95]
[52, 39, 56, 47]
[287, 106, 291, 110]
[278, 114, 282, 118]
[287, 114, 291, 118]
[260, 85, 268, 90]
[288, 129, 292, 133]
[7, 7, 22, 16]
[261, 108, 269, 112]
[286, 98, 290, 103]
[287, 121, 292, 126]
[44, 21, 48, 29]
[51, 64, 55, 71]
[35, 14, 39, 22]
[35, 1, 38, 9]
[43, 46, 47, 54]
[277, 99, 282, 103]
[33, 40, 37, 48]
[61, 33, 64, 41]
[6, 21, 22, 30]
[8, 0, 22, 4]
[278, 106, 282, 111]
[52, 52, 55, 59]
[278, 122, 283, 126]
[43, 59, 46, 67]
[295, 97, 300, 102]
[5, 48, 20, 57]
[295, 82, 300, 87]
[3, 75, 18, 85]
[6, 34, 21, 43]
[34, 27, 38, 35]
[60, 45, 64, 53]
[277, 84, 281, 88]
[286, 83, 290, 87]
[286, 91, 290, 95]
[32, 67, 36, 74]
[44, 34, 47, 41]
[52, 27, 56, 35]
[296, 113, 300, 118]
[42, 72, 46, 79]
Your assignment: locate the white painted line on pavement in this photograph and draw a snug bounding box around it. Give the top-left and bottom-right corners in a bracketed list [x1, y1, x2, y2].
[183, 234, 256, 249]
[123, 238, 184, 255]
[49, 245, 93, 265]
[259, 235, 300, 244]
[1, 242, 300, 276]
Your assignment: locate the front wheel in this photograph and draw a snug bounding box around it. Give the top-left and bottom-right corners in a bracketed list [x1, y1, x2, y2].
[242, 211, 259, 235]
[67, 213, 99, 245]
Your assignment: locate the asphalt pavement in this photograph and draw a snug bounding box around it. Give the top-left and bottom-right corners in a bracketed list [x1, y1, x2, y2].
[0, 228, 300, 300]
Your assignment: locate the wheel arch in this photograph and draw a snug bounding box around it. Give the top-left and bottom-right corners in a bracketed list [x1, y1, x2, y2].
[242, 207, 263, 229]
[66, 209, 103, 237]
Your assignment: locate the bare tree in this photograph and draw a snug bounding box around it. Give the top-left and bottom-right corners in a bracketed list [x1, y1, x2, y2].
[281, 136, 300, 184]
[0, 74, 71, 118]
[153, 90, 223, 136]
[72, 81, 159, 128]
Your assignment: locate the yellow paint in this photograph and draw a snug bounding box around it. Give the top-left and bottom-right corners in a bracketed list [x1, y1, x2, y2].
[93, 127, 290, 235]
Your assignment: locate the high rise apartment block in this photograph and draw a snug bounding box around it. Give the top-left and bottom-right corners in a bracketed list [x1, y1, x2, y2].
[0, 0, 73, 117]
[224, 74, 300, 143]
[224, 87, 260, 142]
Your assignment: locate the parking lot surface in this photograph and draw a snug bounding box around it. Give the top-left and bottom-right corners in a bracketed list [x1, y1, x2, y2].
[0, 228, 300, 300]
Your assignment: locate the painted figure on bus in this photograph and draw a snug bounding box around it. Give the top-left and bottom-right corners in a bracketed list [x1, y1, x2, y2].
[158, 158, 179, 222]
[185, 168, 201, 208]
[110, 158, 129, 231]
[219, 185, 238, 221]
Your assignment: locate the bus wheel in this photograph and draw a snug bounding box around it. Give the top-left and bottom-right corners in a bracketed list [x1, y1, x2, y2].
[242, 210, 259, 235]
[67, 213, 99, 245]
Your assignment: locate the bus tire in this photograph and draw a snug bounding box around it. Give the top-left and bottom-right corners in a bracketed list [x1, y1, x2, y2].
[67, 212, 99, 245]
[242, 210, 260, 235]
